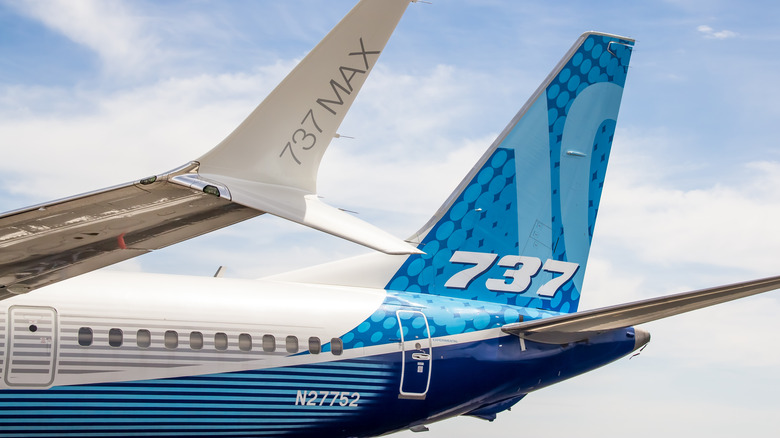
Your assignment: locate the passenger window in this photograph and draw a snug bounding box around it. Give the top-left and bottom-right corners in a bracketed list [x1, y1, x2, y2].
[286, 336, 299, 353]
[108, 328, 123, 347]
[78, 327, 93, 347]
[190, 331, 203, 350]
[331, 338, 343, 356]
[239, 333, 252, 352]
[137, 329, 151, 348]
[308, 337, 321, 354]
[215, 332, 228, 351]
[164, 330, 178, 349]
[262, 334, 276, 352]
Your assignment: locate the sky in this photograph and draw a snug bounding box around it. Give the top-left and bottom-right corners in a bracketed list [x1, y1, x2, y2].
[2, 0, 780, 436]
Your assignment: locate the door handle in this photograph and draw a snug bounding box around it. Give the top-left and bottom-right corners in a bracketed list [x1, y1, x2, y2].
[411, 352, 430, 361]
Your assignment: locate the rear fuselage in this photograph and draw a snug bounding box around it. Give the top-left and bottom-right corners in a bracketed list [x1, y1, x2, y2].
[0, 272, 638, 437]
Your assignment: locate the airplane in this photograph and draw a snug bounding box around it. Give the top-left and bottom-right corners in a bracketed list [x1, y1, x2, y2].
[1, 0, 779, 436]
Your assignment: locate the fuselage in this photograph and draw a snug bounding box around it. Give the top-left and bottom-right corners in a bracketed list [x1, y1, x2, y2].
[0, 271, 640, 437]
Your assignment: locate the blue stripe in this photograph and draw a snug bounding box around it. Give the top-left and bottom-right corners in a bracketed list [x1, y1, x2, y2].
[132, 373, 390, 384]
[269, 361, 391, 370]
[0, 400, 383, 409]
[0, 390, 386, 400]
[139, 378, 391, 389]
[0, 417, 325, 424]
[0, 431, 300, 437]
[39, 383, 388, 393]
[0, 430, 309, 437]
[2, 393, 311, 402]
[0, 432, 289, 438]
[194, 370, 393, 380]
[0, 409, 359, 416]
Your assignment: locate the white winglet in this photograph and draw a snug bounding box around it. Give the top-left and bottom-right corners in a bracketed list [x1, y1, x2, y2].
[196, 0, 418, 255]
[210, 175, 422, 255]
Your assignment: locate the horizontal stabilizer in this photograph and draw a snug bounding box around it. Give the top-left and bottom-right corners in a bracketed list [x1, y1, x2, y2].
[502, 275, 780, 344]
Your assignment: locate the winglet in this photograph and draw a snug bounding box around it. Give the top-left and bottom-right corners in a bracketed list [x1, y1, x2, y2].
[196, 0, 419, 255]
[212, 175, 422, 255]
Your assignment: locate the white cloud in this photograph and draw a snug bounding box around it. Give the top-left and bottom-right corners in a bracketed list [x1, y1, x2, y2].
[8, 0, 159, 76]
[0, 60, 297, 202]
[598, 155, 780, 277]
[697, 24, 738, 39]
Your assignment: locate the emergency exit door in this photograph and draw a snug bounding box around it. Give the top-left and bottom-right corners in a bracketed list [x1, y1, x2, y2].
[5, 306, 58, 387]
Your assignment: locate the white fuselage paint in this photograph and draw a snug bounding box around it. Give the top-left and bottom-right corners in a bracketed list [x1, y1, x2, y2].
[0, 272, 393, 389]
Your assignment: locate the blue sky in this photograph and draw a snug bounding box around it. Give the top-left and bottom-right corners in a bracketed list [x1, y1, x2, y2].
[2, 0, 780, 436]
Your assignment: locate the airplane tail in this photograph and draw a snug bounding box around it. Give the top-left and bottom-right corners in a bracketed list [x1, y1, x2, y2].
[387, 32, 634, 313]
[272, 32, 634, 314]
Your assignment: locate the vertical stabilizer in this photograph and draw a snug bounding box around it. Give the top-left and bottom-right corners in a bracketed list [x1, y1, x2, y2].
[386, 32, 635, 312]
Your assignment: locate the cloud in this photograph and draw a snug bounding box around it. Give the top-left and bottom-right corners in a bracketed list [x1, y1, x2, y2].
[0, 59, 297, 203]
[598, 155, 780, 278]
[7, 0, 159, 76]
[697, 25, 738, 39]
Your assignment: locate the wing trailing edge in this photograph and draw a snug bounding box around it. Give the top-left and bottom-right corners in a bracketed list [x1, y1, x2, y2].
[0, 163, 259, 298]
[502, 275, 780, 344]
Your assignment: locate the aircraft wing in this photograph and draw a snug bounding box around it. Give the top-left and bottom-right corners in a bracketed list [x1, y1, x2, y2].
[0, 163, 260, 298]
[501, 275, 780, 344]
[0, 0, 419, 299]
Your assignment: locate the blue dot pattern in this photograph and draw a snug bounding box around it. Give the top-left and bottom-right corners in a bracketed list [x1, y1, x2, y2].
[383, 33, 633, 315]
[547, 34, 632, 267]
[387, 149, 530, 306]
[338, 291, 558, 350]
[589, 119, 617, 240]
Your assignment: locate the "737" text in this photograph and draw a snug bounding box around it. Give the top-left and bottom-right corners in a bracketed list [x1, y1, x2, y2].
[444, 251, 579, 297]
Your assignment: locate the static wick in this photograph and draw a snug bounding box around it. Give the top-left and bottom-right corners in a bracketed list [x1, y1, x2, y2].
[629, 343, 648, 360]
[334, 133, 355, 139]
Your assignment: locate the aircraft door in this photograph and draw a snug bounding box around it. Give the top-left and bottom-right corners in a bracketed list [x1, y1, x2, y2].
[5, 306, 58, 387]
[396, 310, 432, 400]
